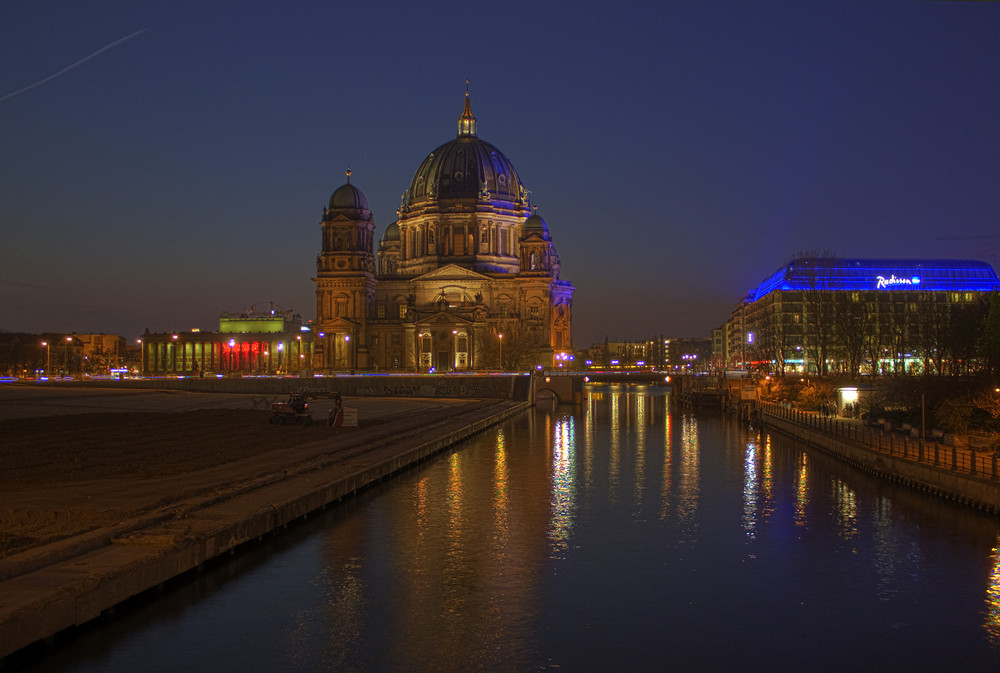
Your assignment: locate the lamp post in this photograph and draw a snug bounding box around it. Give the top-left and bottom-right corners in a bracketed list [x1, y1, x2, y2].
[42, 340, 50, 376]
[64, 336, 72, 375]
[137, 339, 143, 377]
[498, 333, 504, 371]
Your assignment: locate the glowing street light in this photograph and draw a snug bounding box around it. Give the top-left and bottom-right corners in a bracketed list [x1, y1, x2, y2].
[498, 333, 504, 370]
[41, 340, 50, 375]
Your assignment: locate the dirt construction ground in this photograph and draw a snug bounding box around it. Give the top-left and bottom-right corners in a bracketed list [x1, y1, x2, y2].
[0, 385, 481, 560]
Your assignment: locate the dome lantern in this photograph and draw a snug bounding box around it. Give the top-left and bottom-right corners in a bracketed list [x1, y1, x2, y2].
[458, 81, 477, 137]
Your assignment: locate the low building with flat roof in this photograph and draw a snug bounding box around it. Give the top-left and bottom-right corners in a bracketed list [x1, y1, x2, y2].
[141, 307, 312, 377]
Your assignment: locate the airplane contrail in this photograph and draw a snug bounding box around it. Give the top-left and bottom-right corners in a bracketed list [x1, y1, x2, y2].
[0, 28, 147, 103]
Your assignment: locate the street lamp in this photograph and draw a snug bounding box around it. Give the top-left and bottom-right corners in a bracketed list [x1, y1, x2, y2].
[137, 339, 142, 377]
[41, 340, 50, 376]
[498, 333, 503, 370]
[64, 336, 72, 375]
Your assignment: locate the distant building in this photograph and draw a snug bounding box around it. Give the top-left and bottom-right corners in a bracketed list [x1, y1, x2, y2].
[141, 307, 311, 376]
[312, 93, 574, 372]
[664, 337, 713, 373]
[0, 332, 125, 377]
[728, 257, 1000, 375]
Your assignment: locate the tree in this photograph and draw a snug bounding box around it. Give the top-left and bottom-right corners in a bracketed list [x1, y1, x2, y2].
[972, 386, 1000, 420]
[833, 296, 870, 377]
[980, 291, 1000, 376]
[802, 284, 835, 375]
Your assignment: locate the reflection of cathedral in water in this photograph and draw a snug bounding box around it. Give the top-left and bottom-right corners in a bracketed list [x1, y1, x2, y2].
[312, 92, 574, 372]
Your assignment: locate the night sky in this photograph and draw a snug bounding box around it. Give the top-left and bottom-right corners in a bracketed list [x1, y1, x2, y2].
[3, 1, 999, 347]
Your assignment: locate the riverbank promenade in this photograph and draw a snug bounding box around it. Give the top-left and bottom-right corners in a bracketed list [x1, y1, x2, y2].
[0, 384, 530, 661]
[758, 401, 1000, 513]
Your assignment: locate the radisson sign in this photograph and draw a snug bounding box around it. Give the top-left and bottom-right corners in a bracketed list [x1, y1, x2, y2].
[876, 274, 921, 290]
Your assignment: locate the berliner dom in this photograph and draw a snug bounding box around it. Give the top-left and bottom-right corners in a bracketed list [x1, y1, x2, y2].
[312, 92, 574, 371]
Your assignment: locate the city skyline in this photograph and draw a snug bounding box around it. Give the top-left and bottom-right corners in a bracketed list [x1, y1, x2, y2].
[3, 1, 1000, 347]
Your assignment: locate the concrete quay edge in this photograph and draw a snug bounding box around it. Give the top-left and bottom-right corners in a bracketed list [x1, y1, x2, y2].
[760, 411, 1000, 514]
[0, 399, 532, 662]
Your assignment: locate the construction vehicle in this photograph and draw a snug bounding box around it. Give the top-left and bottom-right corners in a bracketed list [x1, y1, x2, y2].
[269, 392, 313, 425]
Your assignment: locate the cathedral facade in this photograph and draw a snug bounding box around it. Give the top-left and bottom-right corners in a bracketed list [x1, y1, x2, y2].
[312, 94, 574, 372]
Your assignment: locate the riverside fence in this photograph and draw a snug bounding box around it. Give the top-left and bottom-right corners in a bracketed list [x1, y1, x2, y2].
[759, 401, 1000, 481]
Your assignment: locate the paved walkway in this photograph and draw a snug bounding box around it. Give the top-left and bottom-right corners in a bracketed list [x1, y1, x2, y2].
[0, 384, 531, 661]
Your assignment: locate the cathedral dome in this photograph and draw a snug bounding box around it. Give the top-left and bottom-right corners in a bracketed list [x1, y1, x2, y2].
[522, 211, 550, 240]
[381, 221, 400, 242]
[328, 173, 369, 211]
[406, 94, 527, 208]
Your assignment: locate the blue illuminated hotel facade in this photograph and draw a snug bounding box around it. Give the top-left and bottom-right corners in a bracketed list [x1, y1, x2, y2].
[726, 258, 1000, 376]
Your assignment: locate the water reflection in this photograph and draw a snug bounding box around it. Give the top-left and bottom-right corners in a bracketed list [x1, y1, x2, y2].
[548, 415, 576, 556]
[634, 393, 647, 510]
[659, 410, 673, 520]
[677, 415, 700, 536]
[15, 386, 1000, 672]
[794, 452, 809, 527]
[832, 479, 858, 540]
[743, 436, 759, 540]
[609, 391, 621, 503]
[493, 428, 509, 547]
[987, 537, 1000, 644]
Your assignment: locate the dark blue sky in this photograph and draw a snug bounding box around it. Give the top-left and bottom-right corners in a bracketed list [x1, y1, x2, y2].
[3, 1, 999, 347]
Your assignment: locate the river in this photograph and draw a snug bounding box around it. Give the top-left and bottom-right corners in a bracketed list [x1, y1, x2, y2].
[10, 385, 1000, 671]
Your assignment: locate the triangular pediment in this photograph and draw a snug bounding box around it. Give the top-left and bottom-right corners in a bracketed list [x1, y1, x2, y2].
[412, 264, 492, 283]
[316, 316, 359, 331]
[416, 311, 475, 327]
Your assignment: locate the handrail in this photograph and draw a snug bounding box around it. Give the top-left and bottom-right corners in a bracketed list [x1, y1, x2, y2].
[758, 401, 999, 480]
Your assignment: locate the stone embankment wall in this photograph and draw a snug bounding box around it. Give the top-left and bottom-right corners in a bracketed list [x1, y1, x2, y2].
[66, 374, 531, 400]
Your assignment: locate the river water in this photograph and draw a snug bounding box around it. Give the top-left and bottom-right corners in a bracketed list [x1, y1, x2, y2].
[11, 386, 1000, 672]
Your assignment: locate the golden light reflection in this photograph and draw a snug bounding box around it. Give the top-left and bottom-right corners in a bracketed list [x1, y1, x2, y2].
[548, 415, 576, 554]
[634, 394, 647, 507]
[659, 410, 673, 519]
[793, 453, 809, 527]
[446, 452, 464, 550]
[609, 392, 621, 503]
[412, 477, 430, 547]
[985, 536, 1000, 643]
[493, 428, 509, 542]
[677, 415, 700, 532]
